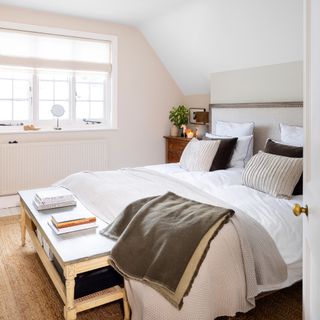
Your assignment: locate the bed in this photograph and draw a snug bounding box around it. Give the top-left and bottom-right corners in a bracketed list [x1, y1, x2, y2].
[57, 102, 303, 319]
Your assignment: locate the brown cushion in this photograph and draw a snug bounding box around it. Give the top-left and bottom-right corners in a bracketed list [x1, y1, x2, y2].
[264, 139, 303, 195]
[205, 137, 238, 171]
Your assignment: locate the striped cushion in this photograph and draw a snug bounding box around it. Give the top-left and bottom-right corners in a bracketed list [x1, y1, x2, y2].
[242, 151, 303, 198]
[180, 138, 220, 172]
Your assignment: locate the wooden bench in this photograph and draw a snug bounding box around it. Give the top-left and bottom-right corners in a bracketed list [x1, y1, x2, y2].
[19, 189, 130, 320]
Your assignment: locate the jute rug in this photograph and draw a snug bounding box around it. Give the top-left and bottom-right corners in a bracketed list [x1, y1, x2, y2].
[0, 215, 302, 320]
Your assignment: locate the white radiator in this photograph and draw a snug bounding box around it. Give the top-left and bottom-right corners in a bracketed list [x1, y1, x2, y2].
[0, 140, 109, 195]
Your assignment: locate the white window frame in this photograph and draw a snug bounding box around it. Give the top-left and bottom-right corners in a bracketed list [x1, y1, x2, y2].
[0, 21, 118, 132]
[0, 70, 33, 123]
[73, 72, 109, 124]
[35, 70, 72, 124]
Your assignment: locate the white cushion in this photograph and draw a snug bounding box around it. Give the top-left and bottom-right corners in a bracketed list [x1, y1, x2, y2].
[206, 133, 253, 168]
[280, 123, 303, 147]
[215, 120, 255, 137]
[180, 138, 220, 172]
[242, 151, 303, 199]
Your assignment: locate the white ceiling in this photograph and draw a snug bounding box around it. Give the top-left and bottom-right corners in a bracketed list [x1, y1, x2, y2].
[140, 0, 303, 94]
[0, 0, 303, 95]
[0, 0, 193, 25]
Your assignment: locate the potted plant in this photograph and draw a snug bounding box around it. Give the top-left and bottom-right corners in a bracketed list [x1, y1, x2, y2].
[169, 105, 189, 137]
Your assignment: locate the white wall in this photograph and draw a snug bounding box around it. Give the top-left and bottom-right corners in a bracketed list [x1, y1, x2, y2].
[209, 61, 303, 153]
[210, 61, 303, 103]
[0, 5, 184, 170]
[140, 0, 303, 95]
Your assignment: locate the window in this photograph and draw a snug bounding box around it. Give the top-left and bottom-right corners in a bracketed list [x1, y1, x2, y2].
[75, 74, 107, 120]
[38, 72, 70, 120]
[0, 24, 117, 130]
[0, 70, 32, 122]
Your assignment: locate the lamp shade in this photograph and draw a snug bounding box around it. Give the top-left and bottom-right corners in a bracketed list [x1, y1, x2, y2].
[195, 111, 209, 124]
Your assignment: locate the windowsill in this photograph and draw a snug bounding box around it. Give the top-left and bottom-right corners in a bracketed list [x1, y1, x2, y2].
[0, 125, 116, 135]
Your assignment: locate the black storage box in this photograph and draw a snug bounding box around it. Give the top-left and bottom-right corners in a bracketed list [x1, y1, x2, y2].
[52, 256, 124, 299]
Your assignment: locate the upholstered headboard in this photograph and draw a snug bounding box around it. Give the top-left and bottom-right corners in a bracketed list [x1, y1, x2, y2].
[209, 101, 303, 153]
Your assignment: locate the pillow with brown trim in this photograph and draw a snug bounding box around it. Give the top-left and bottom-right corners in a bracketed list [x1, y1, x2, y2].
[204, 137, 238, 171]
[264, 139, 303, 195]
[242, 151, 303, 199]
[205, 133, 253, 168]
[180, 138, 221, 172]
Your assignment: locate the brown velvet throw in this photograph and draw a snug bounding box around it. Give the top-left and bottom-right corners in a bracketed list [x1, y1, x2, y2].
[100, 192, 234, 309]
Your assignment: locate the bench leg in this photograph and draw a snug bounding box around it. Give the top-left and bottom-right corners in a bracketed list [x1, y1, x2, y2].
[20, 202, 26, 246]
[123, 288, 130, 320]
[64, 265, 77, 320]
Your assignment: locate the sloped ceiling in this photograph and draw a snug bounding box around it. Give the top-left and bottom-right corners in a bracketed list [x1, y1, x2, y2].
[0, 0, 194, 25]
[0, 0, 303, 95]
[140, 0, 303, 94]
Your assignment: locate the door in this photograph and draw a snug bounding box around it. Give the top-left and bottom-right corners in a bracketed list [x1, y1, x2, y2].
[303, 0, 320, 318]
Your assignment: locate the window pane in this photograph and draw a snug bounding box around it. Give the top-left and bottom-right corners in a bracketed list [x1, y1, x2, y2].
[76, 102, 90, 119]
[76, 83, 89, 100]
[54, 101, 69, 119]
[55, 81, 69, 100]
[90, 102, 104, 119]
[76, 73, 106, 82]
[39, 81, 54, 100]
[39, 100, 54, 120]
[39, 72, 68, 81]
[13, 101, 29, 120]
[90, 83, 103, 101]
[0, 69, 31, 80]
[0, 79, 12, 99]
[0, 100, 12, 120]
[13, 80, 30, 99]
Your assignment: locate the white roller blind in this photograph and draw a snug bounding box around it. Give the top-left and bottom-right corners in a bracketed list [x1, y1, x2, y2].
[0, 28, 112, 72]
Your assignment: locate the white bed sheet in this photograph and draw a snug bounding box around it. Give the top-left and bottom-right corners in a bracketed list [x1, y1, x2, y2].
[145, 163, 243, 186]
[58, 165, 302, 318]
[146, 163, 303, 292]
[147, 163, 302, 266]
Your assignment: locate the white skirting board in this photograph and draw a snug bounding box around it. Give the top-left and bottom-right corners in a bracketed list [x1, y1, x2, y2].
[0, 207, 20, 217]
[0, 194, 20, 215]
[0, 194, 19, 208]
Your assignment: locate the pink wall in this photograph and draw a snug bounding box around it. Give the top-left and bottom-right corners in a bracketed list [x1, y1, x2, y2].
[0, 5, 184, 168]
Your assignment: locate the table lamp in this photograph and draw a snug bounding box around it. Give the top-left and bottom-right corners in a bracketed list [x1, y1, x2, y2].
[195, 111, 209, 139]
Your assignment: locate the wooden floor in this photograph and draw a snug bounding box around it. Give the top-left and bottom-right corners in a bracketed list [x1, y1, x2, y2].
[0, 215, 302, 320]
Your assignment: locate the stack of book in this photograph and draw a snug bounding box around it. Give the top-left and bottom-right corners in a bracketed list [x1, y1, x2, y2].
[34, 188, 76, 210]
[48, 211, 97, 234]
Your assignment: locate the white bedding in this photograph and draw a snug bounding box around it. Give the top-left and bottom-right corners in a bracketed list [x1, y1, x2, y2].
[145, 163, 243, 186]
[146, 163, 302, 266]
[147, 163, 303, 290]
[58, 164, 302, 319]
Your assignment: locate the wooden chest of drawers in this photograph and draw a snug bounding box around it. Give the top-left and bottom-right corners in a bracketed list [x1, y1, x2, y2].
[164, 136, 191, 163]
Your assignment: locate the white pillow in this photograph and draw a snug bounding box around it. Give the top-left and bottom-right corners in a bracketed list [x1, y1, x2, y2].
[280, 123, 303, 147]
[180, 138, 220, 172]
[215, 120, 255, 137]
[214, 120, 254, 163]
[206, 133, 253, 168]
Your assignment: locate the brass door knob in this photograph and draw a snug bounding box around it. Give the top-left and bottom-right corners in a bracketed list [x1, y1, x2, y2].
[293, 204, 308, 216]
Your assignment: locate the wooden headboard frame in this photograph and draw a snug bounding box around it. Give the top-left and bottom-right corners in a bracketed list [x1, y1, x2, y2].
[209, 101, 303, 153]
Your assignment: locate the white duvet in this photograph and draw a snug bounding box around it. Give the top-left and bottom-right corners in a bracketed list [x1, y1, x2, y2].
[58, 164, 302, 319]
[146, 163, 303, 266]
